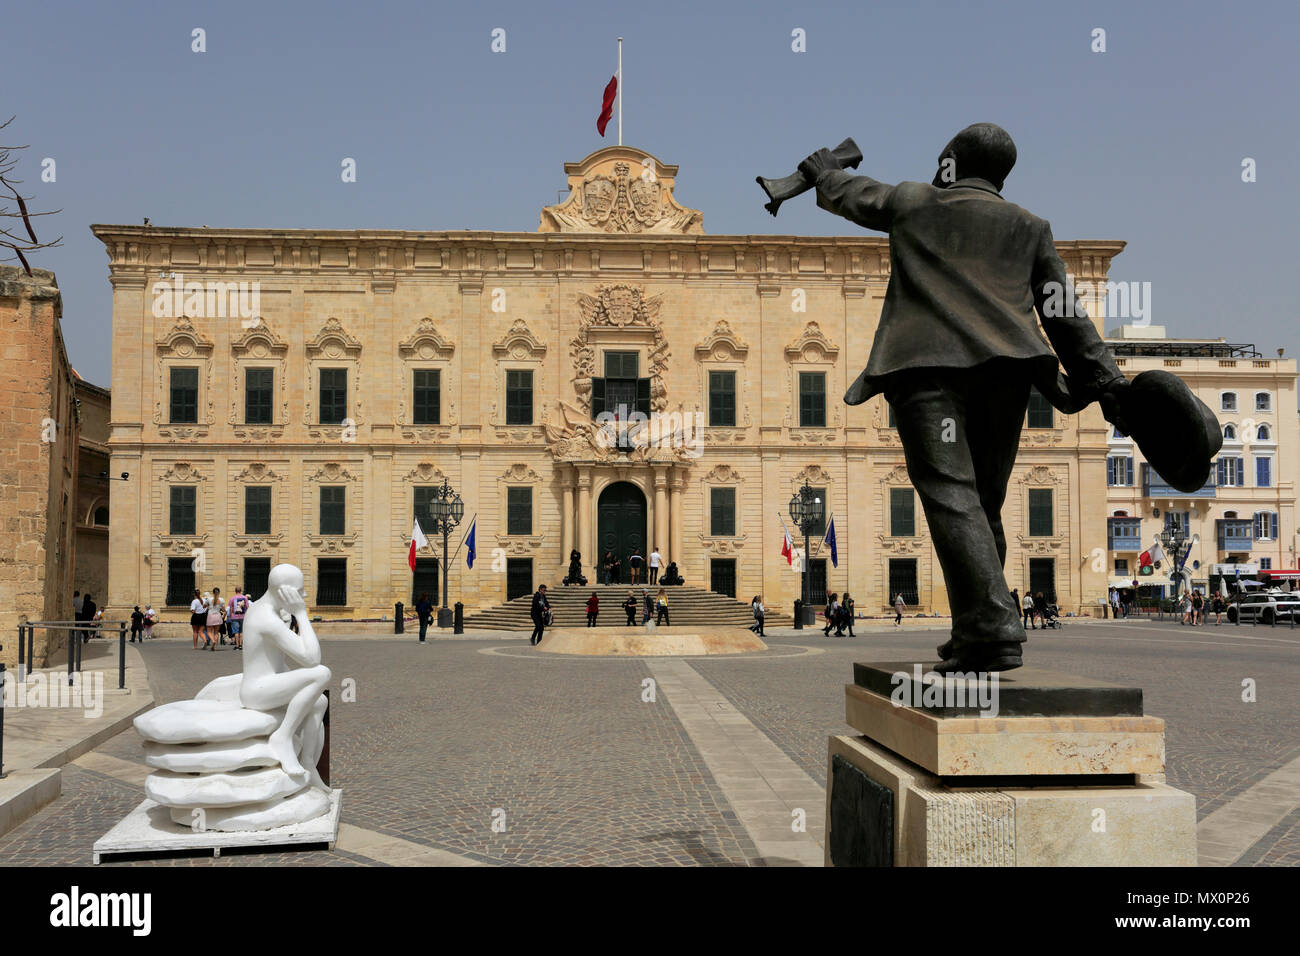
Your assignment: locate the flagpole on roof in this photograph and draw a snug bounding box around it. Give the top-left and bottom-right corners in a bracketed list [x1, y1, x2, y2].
[617, 37, 623, 146]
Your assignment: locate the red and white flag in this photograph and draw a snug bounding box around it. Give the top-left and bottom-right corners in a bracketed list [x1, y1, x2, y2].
[408, 519, 428, 571]
[781, 528, 794, 566]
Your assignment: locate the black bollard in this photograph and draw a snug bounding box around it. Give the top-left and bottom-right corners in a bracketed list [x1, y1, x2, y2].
[67, 625, 75, 687]
[17, 626, 24, 680]
[394, 602, 404, 635]
[118, 622, 127, 690]
[26, 626, 33, 679]
[793, 599, 803, 630]
[453, 602, 464, 635]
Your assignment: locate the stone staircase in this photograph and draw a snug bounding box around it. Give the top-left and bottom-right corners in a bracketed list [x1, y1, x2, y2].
[462, 583, 792, 630]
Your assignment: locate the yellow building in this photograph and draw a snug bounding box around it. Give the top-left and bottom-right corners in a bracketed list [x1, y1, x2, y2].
[1104, 325, 1298, 597]
[96, 146, 1134, 621]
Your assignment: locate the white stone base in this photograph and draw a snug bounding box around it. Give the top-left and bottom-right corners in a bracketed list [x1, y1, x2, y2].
[92, 789, 341, 864]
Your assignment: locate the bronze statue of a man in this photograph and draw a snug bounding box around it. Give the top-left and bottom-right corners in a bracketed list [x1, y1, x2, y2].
[800, 123, 1132, 673]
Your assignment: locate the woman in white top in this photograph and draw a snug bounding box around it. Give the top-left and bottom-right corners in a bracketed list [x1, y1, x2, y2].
[750, 595, 765, 636]
[189, 589, 206, 649]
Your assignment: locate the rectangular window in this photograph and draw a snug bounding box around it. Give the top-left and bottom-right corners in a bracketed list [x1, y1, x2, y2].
[166, 557, 195, 606]
[1221, 393, 1238, 412]
[806, 487, 828, 539]
[1114, 558, 1130, 576]
[1107, 456, 1134, 487]
[890, 487, 915, 537]
[169, 485, 196, 535]
[710, 487, 737, 536]
[604, 351, 639, 379]
[413, 369, 441, 425]
[708, 370, 737, 427]
[506, 369, 533, 425]
[1029, 558, 1056, 603]
[1255, 392, 1271, 411]
[1028, 488, 1053, 537]
[316, 559, 347, 606]
[507, 486, 533, 536]
[1026, 387, 1053, 428]
[243, 558, 271, 601]
[1254, 511, 1279, 541]
[807, 558, 828, 608]
[1256, 457, 1272, 488]
[888, 558, 918, 606]
[413, 486, 437, 533]
[506, 558, 533, 602]
[244, 486, 272, 535]
[886, 403, 896, 428]
[411, 557, 439, 605]
[1218, 518, 1254, 550]
[244, 367, 274, 424]
[1164, 511, 1191, 538]
[1217, 457, 1245, 487]
[1107, 517, 1141, 549]
[169, 367, 199, 424]
[710, 559, 737, 598]
[319, 368, 348, 425]
[798, 372, 827, 428]
[1260, 557, 1273, 570]
[319, 486, 346, 535]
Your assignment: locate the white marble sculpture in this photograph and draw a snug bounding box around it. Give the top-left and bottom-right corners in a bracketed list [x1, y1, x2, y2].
[133, 564, 333, 831]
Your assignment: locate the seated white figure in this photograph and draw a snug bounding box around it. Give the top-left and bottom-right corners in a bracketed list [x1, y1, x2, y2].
[135, 563, 333, 830]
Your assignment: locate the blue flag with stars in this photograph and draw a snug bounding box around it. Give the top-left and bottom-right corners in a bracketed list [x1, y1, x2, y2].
[466, 518, 476, 569]
[824, 517, 838, 568]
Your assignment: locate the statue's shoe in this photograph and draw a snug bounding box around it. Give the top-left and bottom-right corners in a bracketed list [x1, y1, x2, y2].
[934, 654, 1022, 674]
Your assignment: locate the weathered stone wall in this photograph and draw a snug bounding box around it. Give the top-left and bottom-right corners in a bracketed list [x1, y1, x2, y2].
[0, 266, 78, 667]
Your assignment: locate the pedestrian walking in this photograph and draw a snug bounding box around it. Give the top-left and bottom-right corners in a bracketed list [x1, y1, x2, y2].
[1033, 592, 1048, 626]
[1192, 589, 1204, 626]
[129, 605, 144, 643]
[894, 592, 906, 627]
[648, 547, 662, 585]
[78, 592, 98, 644]
[823, 592, 839, 635]
[642, 588, 654, 625]
[629, 548, 643, 585]
[1212, 592, 1225, 625]
[415, 591, 433, 642]
[208, 587, 225, 649]
[750, 595, 765, 636]
[190, 589, 206, 649]
[602, 550, 616, 586]
[586, 592, 599, 627]
[203, 590, 222, 650]
[623, 590, 638, 626]
[73, 590, 84, 619]
[227, 587, 248, 650]
[530, 584, 551, 645]
[843, 593, 856, 636]
[655, 588, 670, 626]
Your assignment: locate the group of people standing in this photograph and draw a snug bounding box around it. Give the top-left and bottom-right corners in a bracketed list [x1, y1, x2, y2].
[188, 586, 250, 651]
[1178, 589, 1224, 625]
[599, 546, 662, 586]
[1013, 588, 1056, 629]
[584, 588, 671, 627]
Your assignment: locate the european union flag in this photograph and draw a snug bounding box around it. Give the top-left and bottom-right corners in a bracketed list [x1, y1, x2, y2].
[824, 517, 838, 568]
[466, 518, 476, 569]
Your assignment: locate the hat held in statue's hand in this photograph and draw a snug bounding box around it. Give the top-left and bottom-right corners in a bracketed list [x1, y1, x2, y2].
[1119, 370, 1223, 493]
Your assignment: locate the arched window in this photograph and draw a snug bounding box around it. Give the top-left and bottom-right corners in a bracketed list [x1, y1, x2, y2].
[1221, 392, 1237, 412]
[1224, 511, 1237, 519]
[1256, 423, 1271, 441]
[1223, 424, 1236, 440]
[1113, 510, 1129, 518]
[93, 505, 109, 527]
[1255, 391, 1272, 411]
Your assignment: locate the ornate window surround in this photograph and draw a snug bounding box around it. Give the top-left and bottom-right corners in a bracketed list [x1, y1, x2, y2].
[154, 317, 215, 442]
[784, 321, 841, 439]
[695, 320, 752, 440]
[397, 316, 457, 440]
[304, 317, 364, 440]
[230, 320, 289, 441]
[699, 464, 747, 549]
[491, 318, 548, 439]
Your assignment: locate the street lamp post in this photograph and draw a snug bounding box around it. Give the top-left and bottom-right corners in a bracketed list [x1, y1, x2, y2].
[788, 481, 824, 628]
[428, 477, 464, 628]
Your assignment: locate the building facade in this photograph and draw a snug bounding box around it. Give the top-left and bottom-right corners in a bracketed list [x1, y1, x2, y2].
[1104, 325, 1298, 596]
[97, 146, 1134, 620]
[0, 266, 79, 668]
[74, 375, 112, 604]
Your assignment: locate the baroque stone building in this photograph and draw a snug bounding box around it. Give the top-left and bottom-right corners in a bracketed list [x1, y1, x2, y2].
[96, 146, 1127, 620]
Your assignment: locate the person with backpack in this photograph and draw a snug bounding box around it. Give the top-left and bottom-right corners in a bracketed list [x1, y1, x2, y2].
[227, 586, 249, 650]
[842, 593, 856, 637]
[823, 592, 839, 636]
[655, 588, 670, 626]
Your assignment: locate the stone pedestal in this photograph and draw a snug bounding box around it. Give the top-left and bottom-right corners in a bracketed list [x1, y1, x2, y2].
[825, 662, 1197, 866]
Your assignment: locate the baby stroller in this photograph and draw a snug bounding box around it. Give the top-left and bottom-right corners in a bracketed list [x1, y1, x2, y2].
[1040, 603, 1064, 629]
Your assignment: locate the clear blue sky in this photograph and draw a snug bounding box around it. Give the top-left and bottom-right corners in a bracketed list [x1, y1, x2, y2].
[5, 0, 1297, 386]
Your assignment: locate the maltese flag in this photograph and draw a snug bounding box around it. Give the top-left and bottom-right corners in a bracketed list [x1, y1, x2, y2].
[781, 528, 794, 566]
[409, 519, 428, 572]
